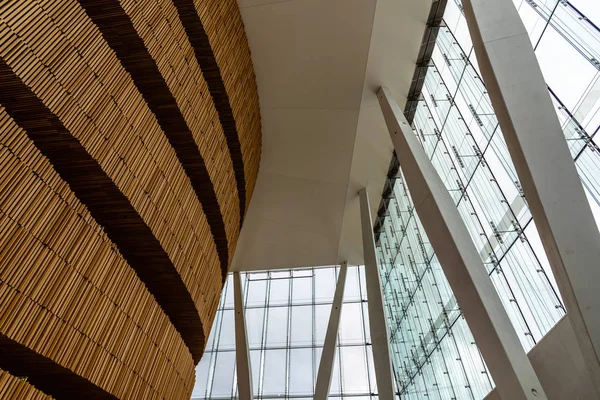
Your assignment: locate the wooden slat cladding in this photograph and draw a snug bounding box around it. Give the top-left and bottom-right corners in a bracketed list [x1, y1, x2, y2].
[169, 0, 248, 225]
[25, 0, 223, 343]
[0, 51, 207, 364]
[193, 0, 262, 212]
[0, 106, 195, 398]
[0, 369, 53, 400]
[117, 0, 241, 268]
[75, 0, 231, 279]
[0, 0, 224, 357]
[1, 357, 100, 400]
[0, 0, 260, 396]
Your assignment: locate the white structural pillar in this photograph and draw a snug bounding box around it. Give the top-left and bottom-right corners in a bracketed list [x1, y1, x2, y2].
[377, 86, 546, 400]
[461, 0, 600, 394]
[233, 271, 253, 400]
[461, 0, 600, 392]
[359, 188, 396, 400]
[314, 262, 348, 400]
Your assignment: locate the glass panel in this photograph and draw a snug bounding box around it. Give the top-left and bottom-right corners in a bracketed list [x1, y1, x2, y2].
[291, 305, 313, 346]
[344, 266, 361, 301]
[340, 346, 369, 393]
[315, 304, 332, 346]
[373, 0, 600, 397]
[314, 267, 336, 302]
[292, 275, 312, 304]
[217, 309, 235, 350]
[266, 307, 288, 347]
[210, 351, 235, 397]
[329, 348, 342, 396]
[246, 279, 267, 307]
[246, 307, 265, 348]
[250, 350, 261, 397]
[222, 277, 234, 309]
[339, 302, 364, 345]
[289, 348, 313, 396]
[269, 277, 290, 306]
[262, 349, 287, 395]
[192, 354, 211, 398]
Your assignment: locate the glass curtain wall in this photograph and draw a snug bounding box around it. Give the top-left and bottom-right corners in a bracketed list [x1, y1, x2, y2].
[376, 0, 600, 398]
[191, 266, 380, 399]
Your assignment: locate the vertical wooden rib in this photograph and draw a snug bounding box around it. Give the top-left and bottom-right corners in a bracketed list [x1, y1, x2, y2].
[170, 0, 247, 226]
[0, 58, 205, 363]
[77, 0, 230, 279]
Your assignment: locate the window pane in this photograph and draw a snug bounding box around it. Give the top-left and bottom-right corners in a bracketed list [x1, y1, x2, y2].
[291, 305, 313, 346]
[250, 350, 261, 397]
[293, 269, 313, 278]
[217, 309, 235, 350]
[315, 304, 332, 346]
[289, 348, 313, 396]
[341, 346, 369, 393]
[269, 277, 290, 305]
[340, 302, 364, 345]
[344, 266, 361, 301]
[210, 351, 235, 397]
[192, 352, 211, 398]
[266, 307, 288, 346]
[330, 348, 342, 395]
[262, 349, 287, 395]
[314, 268, 336, 301]
[292, 275, 312, 304]
[205, 310, 220, 351]
[246, 279, 267, 307]
[246, 307, 265, 348]
[222, 276, 234, 308]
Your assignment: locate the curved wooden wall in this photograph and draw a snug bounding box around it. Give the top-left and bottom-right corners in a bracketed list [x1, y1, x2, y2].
[0, 369, 52, 400]
[0, 0, 261, 398]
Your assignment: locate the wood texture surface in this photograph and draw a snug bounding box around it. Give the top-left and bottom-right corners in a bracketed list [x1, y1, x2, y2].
[0, 0, 261, 397]
[1, 368, 53, 400]
[0, 105, 195, 398]
[194, 0, 262, 211]
[76, 0, 231, 281]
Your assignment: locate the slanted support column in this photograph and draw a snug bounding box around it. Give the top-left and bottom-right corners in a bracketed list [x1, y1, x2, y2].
[359, 188, 396, 400]
[233, 272, 253, 400]
[460, 0, 600, 394]
[377, 86, 546, 400]
[315, 261, 348, 400]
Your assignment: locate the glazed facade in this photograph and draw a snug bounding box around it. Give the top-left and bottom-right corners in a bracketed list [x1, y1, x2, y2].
[374, 0, 600, 397]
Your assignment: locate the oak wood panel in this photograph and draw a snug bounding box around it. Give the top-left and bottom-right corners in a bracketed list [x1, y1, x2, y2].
[0, 106, 195, 398]
[0, 0, 223, 355]
[0, 0, 261, 396]
[119, 0, 241, 269]
[193, 0, 262, 211]
[74, 0, 230, 281]
[170, 0, 248, 225]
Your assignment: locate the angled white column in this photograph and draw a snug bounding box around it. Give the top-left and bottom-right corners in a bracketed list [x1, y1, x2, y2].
[233, 271, 253, 400]
[314, 261, 348, 400]
[377, 86, 546, 400]
[460, 0, 600, 394]
[359, 188, 396, 400]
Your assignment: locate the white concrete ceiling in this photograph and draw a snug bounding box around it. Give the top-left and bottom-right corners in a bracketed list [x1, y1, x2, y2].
[231, 0, 432, 271]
